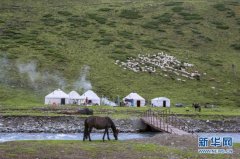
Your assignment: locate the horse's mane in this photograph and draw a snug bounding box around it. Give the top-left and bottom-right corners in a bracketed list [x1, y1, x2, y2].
[105, 117, 117, 132]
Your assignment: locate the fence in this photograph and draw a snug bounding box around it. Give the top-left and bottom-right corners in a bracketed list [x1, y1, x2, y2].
[141, 109, 193, 133]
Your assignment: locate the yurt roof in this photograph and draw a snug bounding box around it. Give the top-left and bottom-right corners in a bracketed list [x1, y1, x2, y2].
[81, 90, 100, 100]
[124, 93, 145, 100]
[152, 97, 170, 101]
[45, 89, 69, 98]
[68, 91, 82, 99]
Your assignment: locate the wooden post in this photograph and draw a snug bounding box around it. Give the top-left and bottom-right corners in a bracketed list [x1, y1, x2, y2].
[153, 112, 155, 125]
[167, 120, 169, 132]
[166, 110, 168, 124]
[232, 64, 236, 78]
[163, 110, 165, 123]
[150, 112, 152, 124]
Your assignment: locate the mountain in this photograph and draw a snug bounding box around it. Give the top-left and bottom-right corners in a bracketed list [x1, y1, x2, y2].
[0, 0, 239, 106]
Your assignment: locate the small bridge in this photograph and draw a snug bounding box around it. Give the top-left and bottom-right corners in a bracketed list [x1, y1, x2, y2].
[141, 109, 193, 135]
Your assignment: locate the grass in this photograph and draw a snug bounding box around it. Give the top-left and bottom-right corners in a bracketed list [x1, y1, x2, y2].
[0, 0, 239, 110]
[0, 140, 238, 159]
[0, 105, 239, 120]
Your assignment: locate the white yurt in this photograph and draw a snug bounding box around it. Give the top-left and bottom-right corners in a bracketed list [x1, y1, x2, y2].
[68, 91, 82, 105]
[123, 92, 145, 107]
[81, 90, 100, 105]
[45, 89, 69, 105]
[151, 97, 170, 107]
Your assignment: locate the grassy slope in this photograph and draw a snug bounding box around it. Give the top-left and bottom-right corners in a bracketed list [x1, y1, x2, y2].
[0, 140, 239, 159]
[0, 0, 239, 107]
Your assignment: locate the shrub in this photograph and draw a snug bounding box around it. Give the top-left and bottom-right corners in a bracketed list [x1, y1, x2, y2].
[107, 21, 116, 27]
[118, 31, 134, 40]
[142, 21, 159, 29]
[213, 4, 229, 11]
[226, 10, 235, 17]
[98, 8, 113, 12]
[175, 30, 184, 35]
[125, 43, 134, 49]
[43, 14, 53, 18]
[158, 29, 166, 32]
[110, 50, 129, 61]
[216, 25, 229, 30]
[94, 36, 115, 45]
[140, 40, 159, 49]
[98, 29, 106, 34]
[58, 11, 72, 16]
[1, 30, 22, 39]
[67, 16, 90, 27]
[212, 21, 229, 30]
[204, 37, 213, 42]
[87, 13, 107, 24]
[231, 43, 240, 50]
[114, 44, 124, 49]
[119, 9, 142, 19]
[172, 7, 184, 12]
[41, 17, 63, 26]
[178, 12, 203, 20]
[192, 29, 201, 34]
[152, 13, 172, 24]
[235, 18, 240, 25]
[82, 29, 93, 34]
[164, 2, 183, 6]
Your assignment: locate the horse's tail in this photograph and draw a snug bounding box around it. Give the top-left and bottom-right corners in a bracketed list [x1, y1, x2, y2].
[83, 119, 88, 141]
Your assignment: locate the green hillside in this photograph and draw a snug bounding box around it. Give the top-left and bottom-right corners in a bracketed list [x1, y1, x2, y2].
[0, 0, 240, 107]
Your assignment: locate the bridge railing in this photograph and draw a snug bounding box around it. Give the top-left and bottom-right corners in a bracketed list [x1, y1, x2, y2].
[167, 111, 193, 133]
[141, 109, 173, 133]
[141, 109, 193, 134]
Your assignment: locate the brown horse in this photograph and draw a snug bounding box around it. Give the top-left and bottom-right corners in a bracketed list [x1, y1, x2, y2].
[83, 116, 119, 142]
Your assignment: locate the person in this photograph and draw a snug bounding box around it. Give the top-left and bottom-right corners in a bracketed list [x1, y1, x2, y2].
[85, 97, 88, 105]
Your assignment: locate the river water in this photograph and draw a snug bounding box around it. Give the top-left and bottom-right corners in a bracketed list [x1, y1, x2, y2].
[0, 133, 156, 143]
[0, 133, 239, 143]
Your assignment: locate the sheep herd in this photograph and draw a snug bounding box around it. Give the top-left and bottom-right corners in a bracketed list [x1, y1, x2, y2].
[115, 52, 201, 80]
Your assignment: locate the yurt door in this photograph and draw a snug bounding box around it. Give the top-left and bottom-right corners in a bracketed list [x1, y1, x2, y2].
[163, 101, 166, 107]
[137, 100, 141, 107]
[61, 98, 65, 105]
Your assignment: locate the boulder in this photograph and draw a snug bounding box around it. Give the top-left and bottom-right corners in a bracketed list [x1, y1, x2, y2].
[77, 108, 93, 115]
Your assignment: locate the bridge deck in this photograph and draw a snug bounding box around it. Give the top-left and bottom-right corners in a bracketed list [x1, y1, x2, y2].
[141, 117, 190, 135]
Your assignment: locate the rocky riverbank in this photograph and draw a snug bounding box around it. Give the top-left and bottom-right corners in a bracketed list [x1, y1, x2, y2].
[0, 116, 146, 133]
[183, 117, 240, 133]
[0, 116, 239, 133]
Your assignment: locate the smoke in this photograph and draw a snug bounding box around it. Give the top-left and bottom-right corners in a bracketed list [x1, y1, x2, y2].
[0, 57, 93, 93]
[17, 61, 39, 83]
[42, 72, 66, 89]
[17, 61, 66, 90]
[74, 65, 92, 92]
[101, 97, 117, 106]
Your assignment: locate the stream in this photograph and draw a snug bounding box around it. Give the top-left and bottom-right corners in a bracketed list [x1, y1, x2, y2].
[0, 133, 239, 143]
[0, 132, 156, 143]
